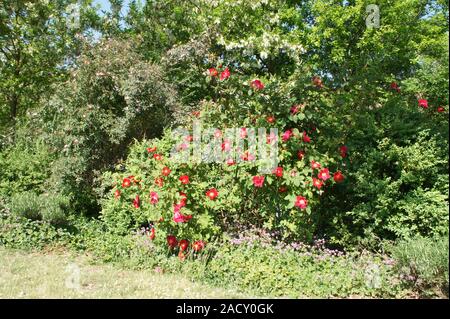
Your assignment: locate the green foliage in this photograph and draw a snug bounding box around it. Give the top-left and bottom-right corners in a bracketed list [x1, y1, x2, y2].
[23, 38, 182, 214]
[0, 139, 55, 197]
[389, 235, 449, 297]
[0, 0, 100, 130]
[8, 191, 70, 226]
[0, 213, 71, 250]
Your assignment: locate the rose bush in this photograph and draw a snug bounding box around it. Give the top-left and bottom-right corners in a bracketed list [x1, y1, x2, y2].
[100, 67, 348, 254]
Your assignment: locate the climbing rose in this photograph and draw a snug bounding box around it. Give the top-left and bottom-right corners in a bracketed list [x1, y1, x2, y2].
[437, 106, 445, 113]
[153, 153, 162, 160]
[267, 132, 277, 144]
[418, 99, 428, 109]
[220, 67, 230, 80]
[266, 115, 275, 123]
[192, 240, 205, 252]
[222, 140, 231, 151]
[297, 150, 305, 160]
[179, 192, 187, 207]
[114, 189, 121, 199]
[122, 178, 131, 188]
[133, 195, 140, 209]
[147, 147, 157, 153]
[290, 105, 300, 114]
[162, 166, 171, 176]
[318, 168, 331, 181]
[226, 158, 235, 166]
[185, 135, 193, 142]
[179, 239, 190, 252]
[155, 177, 164, 187]
[302, 131, 311, 143]
[252, 176, 265, 188]
[278, 186, 288, 193]
[339, 145, 348, 158]
[311, 160, 321, 169]
[179, 175, 190, 184]
[250, 79, 265, 90]
[333, 171, 345, 183]
[208, 67, 218, 77]
[150, 191, 159, 204]
[390, 82, 400, 92]
[294, 196, 308, 210]
[167, 235, 178, 248]
[282, 130, 293, 142]
[206, 188, 219, 200]
[273, 167, 283, 178]
[312, 177, 323, 189]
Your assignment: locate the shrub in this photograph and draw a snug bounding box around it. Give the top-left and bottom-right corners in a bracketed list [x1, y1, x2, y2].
[390, 235, 449, 297]
[8, 191, 70, 226]
[23, 38, 182, 215]
[0, 138, 54, 198]
[100, 68, 347, 250]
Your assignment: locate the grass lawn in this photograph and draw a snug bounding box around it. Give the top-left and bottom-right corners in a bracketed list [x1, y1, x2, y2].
[0, 247, 253, 299]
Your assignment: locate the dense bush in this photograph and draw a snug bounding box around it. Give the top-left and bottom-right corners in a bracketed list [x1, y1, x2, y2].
[20, 38, 182, 215]
[390, 235, 449, 297]
[100, 67, 350, 251]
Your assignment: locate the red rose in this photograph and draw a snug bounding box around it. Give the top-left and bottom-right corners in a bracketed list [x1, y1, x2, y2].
[206, 188, 219, 200]
[312, 177, 323, 189]
[266, 115, 275, 123]
[179, 192, 187, 207]
[114, 189, 121, 199]
[162, 166, 171, 176]
[179, 175, 190, 184]
[192, 240, 205, 252]
[149, 227, 156, 240]
[418, 99, 428, 109]
[282, 130, 293, 142]
[179, 239, 190, 252]
[220, 67, 230, 80]
[302, 131, 311, 143]
[390, 82, 400, 92]
[252, 175, 265, 188]
[192, 110, 200, 117]
[437, 106, 445, 113]
[222, 140, 231, 152]
[294, 196, 308, 210]
[133, 195, 140, 209]
[250, 79, 265, 90]
[167, 235, 178, 248]
[273, 167, 283, 178]
[278, 186, 288, 193]
[311, 160, 321, 170]
[155, 177, 164, 187]
[153, 153, 162, 160]
[339, 145, 348, 158]
[147, 147, 157, 153]
[333, 171, 345, 183]
[226, 158, 235, 166]
[185, 135, 193, 142]
[208, 67, 218, 77]
[150, 191, 159, 204]
[122, 178, 131, 188]
[290, 105, 300, 115]
[297, 150, 305, 160]
[318, 168, 331, 181]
